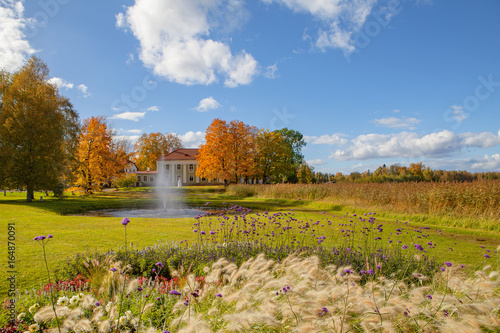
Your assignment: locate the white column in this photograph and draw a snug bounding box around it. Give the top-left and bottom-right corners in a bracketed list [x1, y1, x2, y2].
[183, 163, 187, 183]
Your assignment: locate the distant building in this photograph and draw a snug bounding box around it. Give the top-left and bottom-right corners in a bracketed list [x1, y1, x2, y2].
[125, 148, 222, 187]
[156, 148, 222, 186]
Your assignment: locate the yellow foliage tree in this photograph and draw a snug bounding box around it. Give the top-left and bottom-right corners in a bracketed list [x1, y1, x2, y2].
[254, 129, 292, 183]
[133, 132, 182, 171]
[0, 57, 80, 201]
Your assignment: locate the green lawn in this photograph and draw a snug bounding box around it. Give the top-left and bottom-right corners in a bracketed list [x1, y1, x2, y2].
[1, 188, 499, 298]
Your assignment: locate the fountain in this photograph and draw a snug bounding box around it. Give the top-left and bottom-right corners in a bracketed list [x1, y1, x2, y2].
[85, 165, 203, 218]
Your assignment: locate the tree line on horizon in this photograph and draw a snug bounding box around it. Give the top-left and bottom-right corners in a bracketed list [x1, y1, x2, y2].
[310, 162, 500, 184]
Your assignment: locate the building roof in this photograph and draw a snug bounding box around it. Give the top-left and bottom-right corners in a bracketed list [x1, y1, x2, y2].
[157, 148, 199, 161]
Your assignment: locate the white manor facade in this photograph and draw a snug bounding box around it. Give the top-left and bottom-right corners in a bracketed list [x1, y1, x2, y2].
[131, 148, 223, 187]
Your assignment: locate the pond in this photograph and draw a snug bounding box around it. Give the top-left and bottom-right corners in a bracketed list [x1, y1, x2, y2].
[84, 207, 205, 218]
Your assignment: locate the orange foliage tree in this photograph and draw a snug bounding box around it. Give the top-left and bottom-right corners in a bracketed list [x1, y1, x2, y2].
[227, 120, 257, 183]
[196, 119, 231, 183]
[133, 132, 182, 171]
[74, 116, 128, 193]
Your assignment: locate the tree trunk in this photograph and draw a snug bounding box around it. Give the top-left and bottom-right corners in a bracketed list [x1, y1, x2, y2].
[26, 187, 33, 202]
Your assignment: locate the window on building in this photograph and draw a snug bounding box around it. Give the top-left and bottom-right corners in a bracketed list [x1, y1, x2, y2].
[176, 164, 181, 170]
[137, 176, 140, 181]
[213, 178, 217, 182]
[189, 164, 194, 171]
[150, 176, 154, 182]
[165, 165, 169, 170]
[189, 175, 194, 182]
[201, 177, 206, 182]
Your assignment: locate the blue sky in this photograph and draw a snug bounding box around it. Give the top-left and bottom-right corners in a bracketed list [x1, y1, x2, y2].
[2, 0, 500, 173]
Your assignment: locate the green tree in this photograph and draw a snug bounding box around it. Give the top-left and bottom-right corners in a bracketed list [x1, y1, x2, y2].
[254, 129, 292, 183]
[0, 57, 79, 201]
[273, 128, 306, 182]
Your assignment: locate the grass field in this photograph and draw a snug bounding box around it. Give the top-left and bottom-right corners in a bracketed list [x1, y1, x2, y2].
[1, 186, 499, 300]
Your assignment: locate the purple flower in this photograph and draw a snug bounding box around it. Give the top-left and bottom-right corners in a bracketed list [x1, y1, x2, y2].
[155, 262, 164, 268]
[95, 302, 100, 306]
[426, 294, 432, 300]
[183, 300, 189, 306]
[216, 293, 222, 298]
[321, 307, 328, 314]
[367, 269, 374, 275]
[169, 290, 181, 296]
[156, 297, 161, 301]
[360, 270, 366, 275]
[344, 269, 351, 274]
[402, 245, 408, 250]
[110, 268, 117, 272]
[444, 262, 452, 267]
[210, 231, 215, 235]
[47, 234, 53, 239]
[404, 311, 408, 317]
[121, 218, 130, 226]
[137, 287, 143, 292]
[484, 254, 490, 259]
[200, 231, 206, 235]
[440, 267, 445, 272]
[163, 331, 171, 333]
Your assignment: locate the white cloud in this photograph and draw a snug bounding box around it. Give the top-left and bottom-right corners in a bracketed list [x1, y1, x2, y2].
[304, 134, 348, 145]
[114, 135, 141, 143]
[461, 130, 500, 148]
[110, 112, 146, 122]
[307, 158, 326, 166]
[448, 105, 469, 122]
[330, 129, 500, 161]
[264, 63, 278, 79]
[471, 154, 500, 171]
[195, 97, 221, 112]
[47, 77, 90, 97]
[147, 106, 159, 112]
[372, 117, 421, 129]
[177, 131, 205, 148]
[263, 0, 377, 53]
[77, 84, 90, 98]
[0, 1, 35, 72]
[48, 77, 74, 90]
[126, 129, 143, 134]
[117, 0, 258, 87]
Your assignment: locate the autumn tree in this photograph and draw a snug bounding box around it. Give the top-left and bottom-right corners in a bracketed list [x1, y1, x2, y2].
[133, 132, 182, 171]
[197, 119, 231, 183]
[74, 116, 126, 193]
[0, 57, 80, 201]
[227, 120, 257, 183]
[297, 163, 314, 184]
[254, 129, 292, 183]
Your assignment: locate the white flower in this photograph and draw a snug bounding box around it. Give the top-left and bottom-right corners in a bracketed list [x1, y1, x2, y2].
[57, 296, 69, 306]
[119, 315, 127, 326]
[33, 313, 42, 323]
[28, 303, 39, 314]
[28, 324, 39, 332]
[105, 302, 112, 312]
[70, 295, 80, 305]
[125, 310, 133, 321]
[17, 312, 26, 321]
